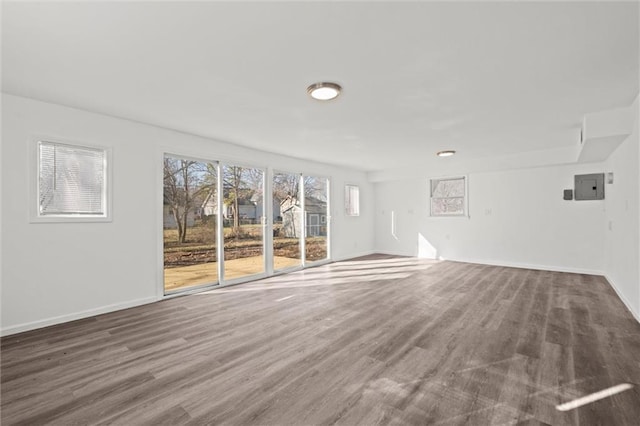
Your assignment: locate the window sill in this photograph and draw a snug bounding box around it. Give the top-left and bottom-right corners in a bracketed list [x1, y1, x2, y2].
[30, 215, 112, 224]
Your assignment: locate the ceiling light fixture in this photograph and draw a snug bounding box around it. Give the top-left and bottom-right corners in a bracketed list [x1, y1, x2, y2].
[437, 150, 456, 157]
[307, 82, 342, 101]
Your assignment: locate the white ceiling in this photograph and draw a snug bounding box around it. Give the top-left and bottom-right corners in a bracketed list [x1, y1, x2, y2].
[2, 1, 638, 173]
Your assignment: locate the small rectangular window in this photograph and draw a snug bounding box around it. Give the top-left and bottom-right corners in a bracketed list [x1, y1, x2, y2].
[345, 184, 360, 216]
[37, 141, 108, 219]
[430, 177, 466, 216]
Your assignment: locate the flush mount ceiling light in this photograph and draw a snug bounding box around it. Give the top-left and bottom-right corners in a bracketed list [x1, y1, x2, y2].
[307, 82, 342, 101]
[437, 150, 456, 157]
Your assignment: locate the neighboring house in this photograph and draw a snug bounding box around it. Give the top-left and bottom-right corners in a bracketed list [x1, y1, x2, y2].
[201, 190, 217, 216]
[163, 205, 196, 229]
[251, 193, 282, 222]
[201, 189, 257, 221]
[201, 189, 281, 224]
[280, 195, 327, 238]
[228, 199, 259, 222]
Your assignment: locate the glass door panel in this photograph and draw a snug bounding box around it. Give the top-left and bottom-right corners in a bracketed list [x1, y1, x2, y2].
[304, 176, 328, 263]
[272, 171, 302, 271]
[222, 165, 265, 280]
[163, 156, 218, 293]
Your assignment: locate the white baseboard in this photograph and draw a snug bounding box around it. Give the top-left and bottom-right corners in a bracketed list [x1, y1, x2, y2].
[441, 256, 605, 276]
[332, 250, 376, 262]
[371, 250, 606, 275]
[1, 252, 376, 336]
[1, 296, 159, 337]
[604, 275, 640, 324]
[369, 250, 639, 324]
[5, 255, 629, 336]
[372, 249, 416, 258]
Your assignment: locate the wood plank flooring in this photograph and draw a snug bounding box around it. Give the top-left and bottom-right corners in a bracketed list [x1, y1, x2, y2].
[2, 255, 640, 425]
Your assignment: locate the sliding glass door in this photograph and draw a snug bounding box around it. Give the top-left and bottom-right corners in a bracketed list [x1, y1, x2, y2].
[303, 176, 329, 263]
[163, 156, 330, 294]
[163, 155, 218, 293]
[272, 171, 302, 272]
[222, 164, 265, 281]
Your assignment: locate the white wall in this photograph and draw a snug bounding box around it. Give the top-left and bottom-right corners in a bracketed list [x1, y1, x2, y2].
[375, 164, 606, 274]
[3, 91, 637, 334]
[0, 94, 374, 335]
[604, 95, 640, 321]
[374, 94, 640, 323]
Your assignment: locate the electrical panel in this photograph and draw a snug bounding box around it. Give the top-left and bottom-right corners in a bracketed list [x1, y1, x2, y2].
[574, 173, 604, 200]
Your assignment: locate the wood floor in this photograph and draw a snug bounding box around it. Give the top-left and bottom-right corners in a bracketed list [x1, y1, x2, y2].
[2, 255, 640, 425]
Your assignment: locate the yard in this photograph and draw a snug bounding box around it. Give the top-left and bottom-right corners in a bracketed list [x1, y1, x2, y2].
[164, 222, 327, 268]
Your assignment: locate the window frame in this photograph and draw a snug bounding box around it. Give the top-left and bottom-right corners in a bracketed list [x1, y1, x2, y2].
[344, 184, 360, 217]
[30, 137, 112, 223]
[429, 176, 468, 217]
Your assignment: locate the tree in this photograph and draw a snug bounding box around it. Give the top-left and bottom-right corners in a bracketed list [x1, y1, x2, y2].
[272, 172, 300, 202]
[163, 158, 211, 244]
[272, 174, 326, 202]
[222, 166, 265, 235]
[302, 176, 327, 201]
[223, 165, 246, 234]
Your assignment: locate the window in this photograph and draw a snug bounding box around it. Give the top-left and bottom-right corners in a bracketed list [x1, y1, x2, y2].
[37, 141, 108, 220]
[430, 176, 466, 216]
[345, 184, 360, 216]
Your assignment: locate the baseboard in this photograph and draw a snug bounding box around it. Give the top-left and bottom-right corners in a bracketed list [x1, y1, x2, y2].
[332, 250, 376, 262]
[372, 249, 417, 258]
[439, 256, 605, 276]
[352, 250, 606, 276]
[1, 296, 159, 337]
[604, 275, 640, 324]
[3, 254, 622, 336]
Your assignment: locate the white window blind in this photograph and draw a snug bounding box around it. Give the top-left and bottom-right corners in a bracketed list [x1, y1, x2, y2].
[430, 177, 466, 216]
[345, 184, 360, 216]
[38, 141, 107, 216]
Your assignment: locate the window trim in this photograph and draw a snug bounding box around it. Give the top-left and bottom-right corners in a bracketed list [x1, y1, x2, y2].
[344, 184, 360, 217]
[30, 137, 112, 223]
[429, 175, 468, 217]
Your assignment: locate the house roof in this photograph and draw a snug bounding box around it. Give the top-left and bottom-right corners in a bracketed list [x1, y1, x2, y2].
[281, 196, 326, 214]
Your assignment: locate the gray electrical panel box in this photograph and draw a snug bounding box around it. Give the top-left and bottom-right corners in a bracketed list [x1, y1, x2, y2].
[575, 173, 604, 200]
